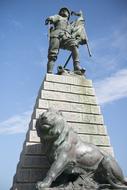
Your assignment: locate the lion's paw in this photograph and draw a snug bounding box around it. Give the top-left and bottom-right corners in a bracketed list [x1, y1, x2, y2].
[36, 181, 49, 190]
[36, 178, 52, 190]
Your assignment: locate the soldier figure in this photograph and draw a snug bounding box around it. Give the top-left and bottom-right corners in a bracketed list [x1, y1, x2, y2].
[45, 7, 83, 74]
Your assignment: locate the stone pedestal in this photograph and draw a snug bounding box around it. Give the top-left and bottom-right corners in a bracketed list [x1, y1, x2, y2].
[11, 74, 114, 190]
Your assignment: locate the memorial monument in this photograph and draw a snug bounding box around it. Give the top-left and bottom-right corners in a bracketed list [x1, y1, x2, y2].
[10, 8, 127, 190]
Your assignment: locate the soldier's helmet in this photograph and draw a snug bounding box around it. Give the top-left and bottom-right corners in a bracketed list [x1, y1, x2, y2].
[59, 7, 70, 20]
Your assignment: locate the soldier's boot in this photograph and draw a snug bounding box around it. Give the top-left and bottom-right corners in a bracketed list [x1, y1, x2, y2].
[71, 47, 84, 72]
[73, 61, 82, 71]
[73, 61, 86, 74]
[47, 61, 55, 73]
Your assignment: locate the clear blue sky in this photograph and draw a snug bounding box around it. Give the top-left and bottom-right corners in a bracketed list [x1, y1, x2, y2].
[0, 0, 127, 189]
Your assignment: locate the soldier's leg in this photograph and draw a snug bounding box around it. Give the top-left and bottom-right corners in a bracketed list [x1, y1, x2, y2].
[71, 46, 82, 71]
[47, 38, 60, 73]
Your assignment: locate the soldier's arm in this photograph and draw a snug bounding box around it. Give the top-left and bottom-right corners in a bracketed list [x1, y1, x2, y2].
[45, 14, 59, 25]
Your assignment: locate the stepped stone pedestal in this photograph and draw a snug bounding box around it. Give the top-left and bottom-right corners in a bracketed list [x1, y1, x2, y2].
[11, 74, 114, 190]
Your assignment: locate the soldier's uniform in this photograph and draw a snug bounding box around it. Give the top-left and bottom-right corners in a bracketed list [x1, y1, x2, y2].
[46, 8, 82, 73]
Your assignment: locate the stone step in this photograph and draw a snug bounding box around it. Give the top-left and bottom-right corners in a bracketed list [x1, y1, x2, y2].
[43, 81, 95, 95]
[30, 118, 107, 134]
[99, 146, 114, 156]
[19, 155, 50, 168]
[24, 142, 113, 156]
[37, 99, 101, 114]
[33, 109, 104, 124]
[26, 130, 110, 146]
[16, 168, 47, 182]
[12, 183, 84, 190]
[80, 134, 110, 146]
[11, 183, 36, 190]
[45, 74, 92, 87]
[41, 90, 98, 105]
[24, 142, 44, 155]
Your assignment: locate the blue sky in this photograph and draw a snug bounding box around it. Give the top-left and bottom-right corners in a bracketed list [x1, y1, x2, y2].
[0, 0, 127, 189]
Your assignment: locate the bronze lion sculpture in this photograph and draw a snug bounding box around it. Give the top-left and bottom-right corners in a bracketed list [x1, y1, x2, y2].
[36, 108, 127, 189]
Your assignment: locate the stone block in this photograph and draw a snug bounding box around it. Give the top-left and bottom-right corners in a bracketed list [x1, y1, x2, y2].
[37, 99, 101, 114]
[43, 81, 95, 95]
[16, 168, 47, 182]
[24, 142, 44, 155]
[24, 141, 113, 156]
[30, 119, 107, 135]
[99, 146, 114, 156]
[26, 130, 41, 142]
[34, 109, 104, 124]
[12, 183, 36, 190]
[29, 119, 37, 130]
[12, 184, 82, 190]
[41, 90, 98, 105]
[70, 123, 107, 135]
[20, 155, 50, 168]
[45, 74, 92, 87]
[80, 134, 110, 146]
[27, 130, 110, 146]
[64, 112, 104, 125]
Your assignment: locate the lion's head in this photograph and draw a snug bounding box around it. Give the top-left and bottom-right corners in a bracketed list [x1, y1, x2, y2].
[36, 108, 68, 142]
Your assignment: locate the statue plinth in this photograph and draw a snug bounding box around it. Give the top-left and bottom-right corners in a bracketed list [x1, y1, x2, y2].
[11, 74, 113, 190]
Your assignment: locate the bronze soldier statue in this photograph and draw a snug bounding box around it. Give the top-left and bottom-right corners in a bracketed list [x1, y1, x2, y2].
[45, 7, 90, 74]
